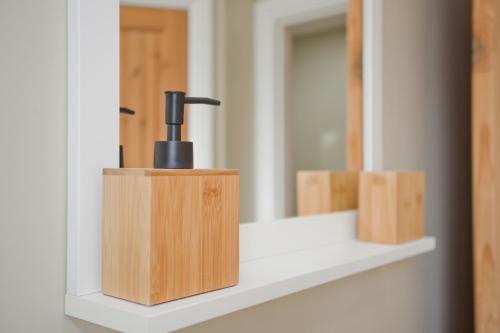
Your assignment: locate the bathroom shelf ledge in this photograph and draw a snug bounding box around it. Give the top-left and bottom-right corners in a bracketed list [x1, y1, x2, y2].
[65, 236, 435, 333]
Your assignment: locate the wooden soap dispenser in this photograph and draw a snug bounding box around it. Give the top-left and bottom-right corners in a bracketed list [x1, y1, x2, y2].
[102, 91, 239, 305]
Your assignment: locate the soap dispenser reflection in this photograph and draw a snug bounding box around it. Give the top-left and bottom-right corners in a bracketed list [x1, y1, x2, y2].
[154, 91, 220, 169]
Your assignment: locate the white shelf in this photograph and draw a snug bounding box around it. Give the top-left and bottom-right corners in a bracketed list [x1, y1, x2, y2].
[66, 236, 435, 333]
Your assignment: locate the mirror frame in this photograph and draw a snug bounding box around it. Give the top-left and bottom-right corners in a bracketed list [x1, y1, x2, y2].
[66, 0, 383, 297]
[66, 0, 215, 296]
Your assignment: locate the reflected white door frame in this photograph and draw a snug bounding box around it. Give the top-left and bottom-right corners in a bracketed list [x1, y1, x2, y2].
[363, 0, 383, 171]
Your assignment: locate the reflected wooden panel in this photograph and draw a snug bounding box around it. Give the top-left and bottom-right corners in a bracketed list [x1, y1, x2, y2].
[346, 0, 363, 170]
[120, 6, 187, 168]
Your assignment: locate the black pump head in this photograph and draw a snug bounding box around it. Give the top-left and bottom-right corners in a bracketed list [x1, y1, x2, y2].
[154, 91, 220, 169]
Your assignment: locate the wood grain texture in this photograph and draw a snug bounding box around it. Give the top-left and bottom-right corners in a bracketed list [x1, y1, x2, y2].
[102, 175, 152, 304]
[473, 0, 500, 331]
[297, 171, 331, 216]
[296, 171, 359, 216]
[102, 169, 239, 305]
[346, 0, 363, 170]
[358, 172, 424, 244]
[120, 6, 188, 168]
[103, 168, 239, 176]
[150, 175, 239, 303]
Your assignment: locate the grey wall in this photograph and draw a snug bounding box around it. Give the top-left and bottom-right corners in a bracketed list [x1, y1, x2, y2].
[381, 0, 473, 331]
[289, 27, 347, 216]
[0, 0, 471, 332]
[179, 259, 427, 333]
[219, 0, 256, 222]
[290, 27, 347, 172]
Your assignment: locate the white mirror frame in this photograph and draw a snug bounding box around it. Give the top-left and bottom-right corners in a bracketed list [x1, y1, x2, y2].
[254, 0, 382, 221]
[66, 0, 382, 297]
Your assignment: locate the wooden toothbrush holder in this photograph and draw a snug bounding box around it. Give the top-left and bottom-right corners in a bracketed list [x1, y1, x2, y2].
[101, 168, 239, 305]
[358, 171, 425, 244]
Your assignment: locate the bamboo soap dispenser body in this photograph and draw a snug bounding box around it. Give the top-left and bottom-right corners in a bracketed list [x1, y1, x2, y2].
[102, 92, 239, 305]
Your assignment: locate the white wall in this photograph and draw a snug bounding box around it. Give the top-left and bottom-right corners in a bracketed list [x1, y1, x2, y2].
[0, 0, 471, 332]
[0, 0, 110, 332]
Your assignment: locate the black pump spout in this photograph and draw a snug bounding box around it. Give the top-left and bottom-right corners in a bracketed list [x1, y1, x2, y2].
[154, 91, 221, 169]
[165, 91, 220, 141]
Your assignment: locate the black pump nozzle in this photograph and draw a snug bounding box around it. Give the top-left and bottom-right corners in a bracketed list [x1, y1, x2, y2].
[119, 107, 135, 168]
[119, 107, 136, 115]
[154, 91, 221, 169]
[165, 91, 220, 141]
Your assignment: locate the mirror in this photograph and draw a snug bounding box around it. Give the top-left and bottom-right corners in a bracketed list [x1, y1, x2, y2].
[118, 0, 361, 223]
[286, 18, 347, 217]
[119, 5, 188, 168]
